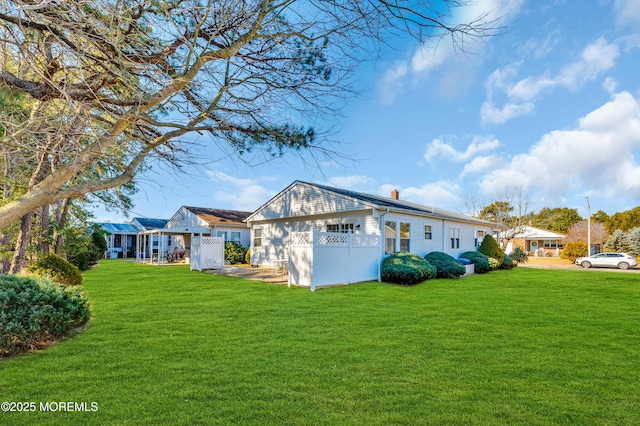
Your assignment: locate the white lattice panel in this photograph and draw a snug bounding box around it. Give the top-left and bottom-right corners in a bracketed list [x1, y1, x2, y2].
[317, 233, 348, 246]
[352, 234, 380, 247]
[291, 232, 312, 245]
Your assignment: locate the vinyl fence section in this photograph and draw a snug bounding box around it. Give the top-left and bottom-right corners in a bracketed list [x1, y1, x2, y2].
[289, 231, 380, 291]
[191, 236, 225, 271]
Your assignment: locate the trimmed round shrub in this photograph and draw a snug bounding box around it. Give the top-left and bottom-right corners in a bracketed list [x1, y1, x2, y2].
[224, 242, 248, 264]
[424, 251, 466, 278]
[381, 252, 436, 285]
[460, 251, 492, 274]
[478, 235, 504, 266]
[28, 254, 83, 286]
[500, 254, 518, 269]
[510, 247, 528, 263]
[560, 241, 588, 262]
[245, 247, 251, 265]
[1, 274, 90, 356]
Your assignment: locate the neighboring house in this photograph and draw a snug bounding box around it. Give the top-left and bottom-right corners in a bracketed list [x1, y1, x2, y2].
[131, 217, 169, 259]
[96, 222, 139, 259]
[501, 226, 567, 257]
[245, 181, 499, 268]
[138, 206, 252, 264]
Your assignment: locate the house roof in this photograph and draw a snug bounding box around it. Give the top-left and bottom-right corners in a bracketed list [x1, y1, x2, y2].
[247, 180, 499, 227]
[132, 217, 169, 230]
[96, 222, 139, 234]
[501, 226, 567, 240]
[183, 206, 251, 226]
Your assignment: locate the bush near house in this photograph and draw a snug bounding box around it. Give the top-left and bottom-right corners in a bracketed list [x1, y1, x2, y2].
[381, 252, 437, 285]
[560, 241, 588, 262]
[0, 275, 90, 356]
[460, 251, 492, 274]
[478, 235, 504, 266]
[511, 247, 528, 263]
[28, 254, 83, 286]
[424, 251, 466, 278]
[224, 242, 248, 265]
[500, 254, 518, 269]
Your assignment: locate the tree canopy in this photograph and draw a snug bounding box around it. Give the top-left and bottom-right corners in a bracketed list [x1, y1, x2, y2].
[0, 0, 499, 229]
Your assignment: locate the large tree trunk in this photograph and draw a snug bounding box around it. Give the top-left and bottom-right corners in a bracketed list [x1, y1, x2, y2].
[9, 212, 34, 274]
[38, 203, 50, 254]
[54, 199, 72, 255]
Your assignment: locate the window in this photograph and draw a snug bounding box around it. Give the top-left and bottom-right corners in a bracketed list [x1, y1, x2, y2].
[253, 228, 262, 247]
[400, 222, 410, 252]
[229, 232, 241, 243]
[424, 225, 432, 240]
[475, 230, 485, 247]
[450, 227, 460, 249]
[326, 223, 354, 233]
[167, 235, 172, 246]
[385, 221, 396, 254]
[216, 231, 228, 241]
[543, 240, 557, 248]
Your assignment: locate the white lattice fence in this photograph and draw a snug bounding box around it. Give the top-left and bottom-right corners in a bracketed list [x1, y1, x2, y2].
[289, 231, 381, 290]
[191, 236, 224, 271]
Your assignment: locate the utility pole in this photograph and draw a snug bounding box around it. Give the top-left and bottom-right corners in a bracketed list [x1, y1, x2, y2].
[586, 196, 591, 255]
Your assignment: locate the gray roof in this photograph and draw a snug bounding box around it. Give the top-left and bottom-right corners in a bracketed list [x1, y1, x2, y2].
[301, 181, 497, 227]
[96, 223, 139, 234]
[132, 217, 168, 230]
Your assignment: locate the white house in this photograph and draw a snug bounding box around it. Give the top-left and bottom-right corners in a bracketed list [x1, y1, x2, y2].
[245, 181, 499, 284]
[500, 225, 567, 257]
[137, 206, 252, 264]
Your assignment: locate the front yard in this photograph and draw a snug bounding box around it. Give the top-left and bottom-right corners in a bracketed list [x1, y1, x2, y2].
[1, 261, 639, 425]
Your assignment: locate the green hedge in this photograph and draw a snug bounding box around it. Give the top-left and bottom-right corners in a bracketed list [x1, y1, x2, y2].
[381, 252, 436, 285]
[28, 254, 83, 286]
[460, 251, 492, 274]
[424, 251, 466, 278]
[1, 275, 90, 356]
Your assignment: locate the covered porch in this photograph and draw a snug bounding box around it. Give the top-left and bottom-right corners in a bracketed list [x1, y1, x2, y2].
[136, 226, 213, 266]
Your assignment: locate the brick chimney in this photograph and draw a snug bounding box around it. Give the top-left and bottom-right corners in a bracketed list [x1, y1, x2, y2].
[391, 189, 399, 200]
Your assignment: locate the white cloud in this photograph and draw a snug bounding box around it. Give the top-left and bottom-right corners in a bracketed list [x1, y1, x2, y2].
[461, 154, 503, 177]
[377, 0, 524, 103]
[380, 181, 462, 210]
[481, 37, 620, 124]
[206, 170, 276, 211]
[479, 91, 640, 202]
[378, 61, 408, 104]
[424, 135, 501, 162]
[614, 0, 640, 27]
[479, 101, 534, 125]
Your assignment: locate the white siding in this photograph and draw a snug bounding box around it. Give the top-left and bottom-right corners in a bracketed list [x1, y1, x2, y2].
[250, 182, 373, 221]
[380, 213, 494, 258]
[250, 211, 375, 266]
[166, 207, 208, 228]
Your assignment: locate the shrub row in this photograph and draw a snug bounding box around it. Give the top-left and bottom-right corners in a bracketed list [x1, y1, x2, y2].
[1, 274, 90, 356]
[381, 252, 436, 285]
[424, 251, 466, 278]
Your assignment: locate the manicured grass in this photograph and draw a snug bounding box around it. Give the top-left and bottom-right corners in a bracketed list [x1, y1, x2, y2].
[1, 261, 639, 425]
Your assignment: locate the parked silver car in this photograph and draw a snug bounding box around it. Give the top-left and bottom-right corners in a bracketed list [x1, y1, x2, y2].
[575, 252, 638, 269]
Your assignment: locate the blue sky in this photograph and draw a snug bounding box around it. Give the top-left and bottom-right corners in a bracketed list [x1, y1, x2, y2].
[94, 0, 640, 223]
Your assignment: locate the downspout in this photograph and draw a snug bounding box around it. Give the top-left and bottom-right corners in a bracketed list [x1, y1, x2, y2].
[378, 209, 390, 282]
[442, 219, 446, 253]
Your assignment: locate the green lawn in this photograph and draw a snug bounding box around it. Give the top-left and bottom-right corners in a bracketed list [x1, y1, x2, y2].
[1, 261, 639, 425]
